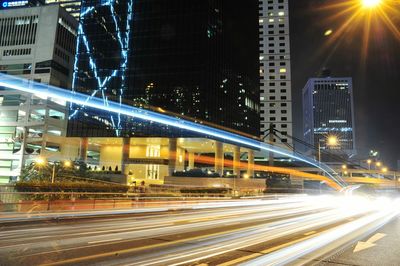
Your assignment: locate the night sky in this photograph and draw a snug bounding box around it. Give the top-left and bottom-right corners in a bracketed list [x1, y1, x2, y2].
[289, 0, 400, 168]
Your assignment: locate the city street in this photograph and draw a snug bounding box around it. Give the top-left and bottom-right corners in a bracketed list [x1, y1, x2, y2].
[0, 196, 398, 265]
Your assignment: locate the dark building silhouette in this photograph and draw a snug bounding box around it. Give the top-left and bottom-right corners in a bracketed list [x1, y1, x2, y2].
[68, 0, 259, 137]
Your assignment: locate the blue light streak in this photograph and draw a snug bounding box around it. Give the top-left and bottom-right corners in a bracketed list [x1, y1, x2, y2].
[0, 74, 346, 188]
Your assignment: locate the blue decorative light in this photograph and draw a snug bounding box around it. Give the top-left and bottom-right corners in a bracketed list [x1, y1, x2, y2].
[70, 0, 133, 136]
[0, 74, 346, 188]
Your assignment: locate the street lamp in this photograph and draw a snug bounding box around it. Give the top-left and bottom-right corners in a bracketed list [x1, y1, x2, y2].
[318, 135, 339, 163]
[382, 167, 388, 173]
[367, 159, 372, 170]
[64, 160, 72, 168]
[376, 161, 382, 168]
[35, 157, 46, 166]
[327, 136, 338, 146]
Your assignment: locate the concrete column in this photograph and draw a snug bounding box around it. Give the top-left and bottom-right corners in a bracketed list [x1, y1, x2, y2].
[188, 152, 195, 170]
[175, 147, 185, 171]
[168, 138, 177, 176]
[121, 138, 130, 176]
[247, 150, 254, 178]
[233, 146, 240, 178]
[214, 141, 224, 176]
[79, 137, 89, 162]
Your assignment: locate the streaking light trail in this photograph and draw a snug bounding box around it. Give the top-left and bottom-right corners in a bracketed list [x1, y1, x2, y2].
[0, 74, 346, 189]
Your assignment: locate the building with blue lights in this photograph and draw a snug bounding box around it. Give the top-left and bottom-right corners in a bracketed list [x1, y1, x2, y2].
[303, 77, 357, 159]
[70, 0, 260, 138]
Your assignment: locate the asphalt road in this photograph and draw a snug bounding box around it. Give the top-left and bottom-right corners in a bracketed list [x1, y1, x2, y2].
[0, 196, 398, 266]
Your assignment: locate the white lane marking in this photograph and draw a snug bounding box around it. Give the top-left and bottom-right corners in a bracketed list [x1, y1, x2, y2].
[88, 238, 122, 244]
[353, 233, 386, 253]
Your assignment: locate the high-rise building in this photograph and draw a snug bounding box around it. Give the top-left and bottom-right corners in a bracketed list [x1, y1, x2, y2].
[259, 0, 293, 146]
[69, 0, 260, 138]
[0, 5, 77, 182]
[45, 0, 81, 18]
[303, 77, 357, 159]
[0, 0, 44, 9]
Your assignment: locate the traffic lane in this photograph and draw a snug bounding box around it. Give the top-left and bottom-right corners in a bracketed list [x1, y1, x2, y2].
[316, 216, 400, 266]
[2, 207, 329, 265]
[0, 199, 324, 246]
[44, 208, 369, 265]
[0, 196, 309, 224]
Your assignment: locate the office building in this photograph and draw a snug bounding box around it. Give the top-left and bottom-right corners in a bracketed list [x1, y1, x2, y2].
[0, 5, 77, 182]
[259, 0, 293, 146]
[303, 77, 356, 159]
[70, 0, 260, 138]
[0, 0, 44, 9]
[45, 0, 81, 18]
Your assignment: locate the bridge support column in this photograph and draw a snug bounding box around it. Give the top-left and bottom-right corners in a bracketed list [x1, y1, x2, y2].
[79, 137, 88, 162]
[233, 146, 240, 178]
[188, 152, 195, 170]
[214, 141, 224, 177]
[247, 150, 254, 178]
[121, 138, 130, 177]
[168, 138, 177, 176]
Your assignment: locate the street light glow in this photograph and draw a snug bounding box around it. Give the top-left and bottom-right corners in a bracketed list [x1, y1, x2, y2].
[327, 135, 338, 146]
[35, 157, 46, 165]
[362, 0, 381, 8]
[64, 161, 72, 168]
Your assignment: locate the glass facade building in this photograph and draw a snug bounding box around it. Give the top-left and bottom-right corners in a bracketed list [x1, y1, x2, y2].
[69, 0, 260, 138]
[303, 77, 356, 157]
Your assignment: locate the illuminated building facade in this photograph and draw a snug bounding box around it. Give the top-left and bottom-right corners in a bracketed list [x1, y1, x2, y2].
[259, 0, 293, 145]
[70, 0, 260, 138]
[303, 77, 357, 158]
[0, 0, 43, 9]
[45, 0, 81, 18]
[0, 5, 76, 182]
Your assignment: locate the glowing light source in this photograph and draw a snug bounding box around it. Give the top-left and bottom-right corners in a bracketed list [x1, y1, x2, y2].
[64, 161, 72, 167]
[243, 173, 250, 179]
[327, 135, 339, 146]
[362, 0, 381, 8]
[35, 157, 46, 165]
[324, 29, 333, 36]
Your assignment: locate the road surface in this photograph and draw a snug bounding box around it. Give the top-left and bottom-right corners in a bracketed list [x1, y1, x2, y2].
[0, 195, 398, 265]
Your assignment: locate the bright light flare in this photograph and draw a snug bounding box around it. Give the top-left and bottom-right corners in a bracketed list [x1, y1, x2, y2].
[35, 157, 46, 165]
[324, 29, 333, 36]
[327, 135, 339, 146]
[362, 0, 381, 8]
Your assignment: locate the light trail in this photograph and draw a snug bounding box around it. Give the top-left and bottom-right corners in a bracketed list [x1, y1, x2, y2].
[0, 74, 345, 188]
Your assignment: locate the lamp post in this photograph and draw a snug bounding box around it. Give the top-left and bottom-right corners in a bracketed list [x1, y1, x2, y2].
[318, 135, 338, 163]
[367, 159, 372, 170]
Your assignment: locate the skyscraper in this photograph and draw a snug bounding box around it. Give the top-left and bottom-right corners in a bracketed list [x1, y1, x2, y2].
[45, 0, 81, 18]
[69, 0, 260, 138]
[303, 77, 357, 158]
[259, 0, 293, 146]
